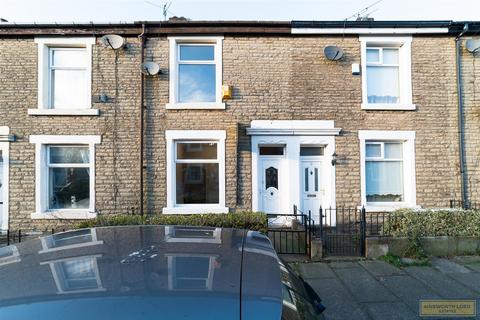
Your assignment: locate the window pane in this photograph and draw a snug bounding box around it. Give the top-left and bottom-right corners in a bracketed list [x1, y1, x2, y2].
[314, 168, 319, 192]
[304, 168, 308, 192]
[300, 146, 324, 156]
[176, 163, 219, 204]
[367, 66, 400, 104]
[49, 167, 90, 209]
[174, 227, 215, 239]
[178, 64, 216, 103]
[61, 258, 97, 290]
[383, 48, 399, 64]
[51, 49, 86, 68]
[366, 144, 381, 158]
[177, 143, 217, 160]
[385, 143, 403, 159]
[366, 48, 380, 63]
[265, 166, 278, 190]
[259, 146, 284, 156]
[49, 146, 89, 164]
[179, 45, 215, 61]
[51, 69, 87, 108]
[46, 229, 93, 249]
[366, 161, 403, 202]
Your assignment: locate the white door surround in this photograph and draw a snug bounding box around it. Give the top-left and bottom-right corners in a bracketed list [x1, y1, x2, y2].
[248, 120, 341, 222]
[0, 126, 13, 231]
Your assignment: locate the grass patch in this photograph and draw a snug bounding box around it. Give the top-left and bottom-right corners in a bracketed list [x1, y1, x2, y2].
[379, 253, 430, 268]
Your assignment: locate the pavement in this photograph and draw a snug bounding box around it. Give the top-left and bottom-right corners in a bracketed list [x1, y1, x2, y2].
[296, 256, 480, 320]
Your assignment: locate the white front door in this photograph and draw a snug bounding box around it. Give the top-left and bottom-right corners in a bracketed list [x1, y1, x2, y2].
[301, 160, 322, 219]
[260, 158, 282, 214]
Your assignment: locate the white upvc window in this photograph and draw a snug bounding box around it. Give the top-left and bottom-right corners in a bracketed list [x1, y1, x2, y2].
[30, 37, 98, 116]
[359, 130, 416, 211]
[166, 36, 225, 110]
[163, 130, 227, 214]
[360, 36, 415, 110]
[30, 135, 101, 219]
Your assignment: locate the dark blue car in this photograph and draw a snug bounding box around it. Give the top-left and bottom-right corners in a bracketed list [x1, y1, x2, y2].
[0, 225, 325, 319]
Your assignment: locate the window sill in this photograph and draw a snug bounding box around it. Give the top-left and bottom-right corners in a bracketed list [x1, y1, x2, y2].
[165, 102, 226, 110]
[361, 103, 416, 111]
[162, 206, 229, 214]
[31, 211, 97, 220]
[28, 109, 100, 116]
[358, 204, 420, 212]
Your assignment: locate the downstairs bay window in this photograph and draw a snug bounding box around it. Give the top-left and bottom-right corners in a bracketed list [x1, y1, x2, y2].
[359, 130, 416, 211]
[30, 135, 100, 219]
[164, 130, 227, 214]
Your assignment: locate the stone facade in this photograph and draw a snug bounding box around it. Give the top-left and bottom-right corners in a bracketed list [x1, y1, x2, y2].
[0, 23, 477, 231]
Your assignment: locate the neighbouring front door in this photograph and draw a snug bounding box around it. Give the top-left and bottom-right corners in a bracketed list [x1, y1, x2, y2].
[260, 159, 281, 214]
[301, 160, 322, 218]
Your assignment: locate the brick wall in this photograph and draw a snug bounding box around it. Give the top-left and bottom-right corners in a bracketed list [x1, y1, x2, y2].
[0, 33, 466, 230]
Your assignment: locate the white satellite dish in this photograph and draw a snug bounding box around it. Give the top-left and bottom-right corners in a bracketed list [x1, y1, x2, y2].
[141, 62, 161, 75]
[466, 39, 480, 53]
[100, 34, 125, 50]
[324, 45, 344, 61]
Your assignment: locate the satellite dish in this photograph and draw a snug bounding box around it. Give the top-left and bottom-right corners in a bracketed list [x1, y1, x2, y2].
[141, 62, 161, 76]
[466, 39, 480, 53]
[324, 45, 344, 61]
[100, 34, 125, 50]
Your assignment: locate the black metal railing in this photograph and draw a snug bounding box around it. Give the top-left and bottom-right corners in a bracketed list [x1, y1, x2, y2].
[266, 205, 315, 256]
[318, 206, 366, 256]
[450, 199, 480, 210]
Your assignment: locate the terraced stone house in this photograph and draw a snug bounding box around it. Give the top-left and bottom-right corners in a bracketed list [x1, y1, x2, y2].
[0, 20, 478, 231]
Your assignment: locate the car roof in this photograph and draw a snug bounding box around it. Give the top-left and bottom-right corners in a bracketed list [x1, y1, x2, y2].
[0, 225, 283, 320]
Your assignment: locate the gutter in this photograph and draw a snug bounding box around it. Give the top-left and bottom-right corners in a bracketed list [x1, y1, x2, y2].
[139, 23, 146, 215]
[455, 23, 469, 208]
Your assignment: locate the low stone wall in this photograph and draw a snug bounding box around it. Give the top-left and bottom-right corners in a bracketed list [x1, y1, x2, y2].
[366, 236, 480, 259]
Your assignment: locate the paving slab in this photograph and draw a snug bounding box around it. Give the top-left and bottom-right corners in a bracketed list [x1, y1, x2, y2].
[307, 278, 370, 320]
[363, 302, 419, 320]
[335, 266, 398, 303]
[298, 262, 336, 279]
[405, 266, 478, 299]
[328, 261, 361, 269]
[359, 260, 405, 277]
[447, 272, 480, 294]
[380, 275, 442, 312]
[431, 258, 471, 274]
[454, 256, 480, 264]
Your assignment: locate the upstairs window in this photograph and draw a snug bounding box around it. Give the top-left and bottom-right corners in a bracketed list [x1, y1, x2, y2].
[32, 37, 97, 116]
[49, 48, 88, 109]
[167, 37, 224, 109]
[360, 37, 414, 110]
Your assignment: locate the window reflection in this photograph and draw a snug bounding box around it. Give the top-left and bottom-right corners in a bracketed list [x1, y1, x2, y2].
[39, 228, 102, 253]
[0, 245, 20, 266]
[165, 226, 221, 244]
[42, 255, 104, 294]
[167, 255, 216, 291]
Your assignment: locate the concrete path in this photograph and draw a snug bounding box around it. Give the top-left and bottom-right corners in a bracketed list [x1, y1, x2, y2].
[297, 257, 480, 320]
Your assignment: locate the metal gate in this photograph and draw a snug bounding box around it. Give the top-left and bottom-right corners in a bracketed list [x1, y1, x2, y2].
[319, 207, 366, 256]
[267, 210, 313, 256]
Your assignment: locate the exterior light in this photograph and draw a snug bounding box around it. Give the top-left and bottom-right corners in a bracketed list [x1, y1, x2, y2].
[331, 152, 337, 166]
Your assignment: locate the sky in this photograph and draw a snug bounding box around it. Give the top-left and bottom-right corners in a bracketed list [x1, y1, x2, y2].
[0, 0, 479, 23]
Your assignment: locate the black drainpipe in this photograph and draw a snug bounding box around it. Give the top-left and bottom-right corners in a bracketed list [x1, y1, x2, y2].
[139, 23, 146, 215]
[455, 23, 469, 208]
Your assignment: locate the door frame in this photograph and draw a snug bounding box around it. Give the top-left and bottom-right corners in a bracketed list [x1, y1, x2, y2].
[300, 158, 323, 216]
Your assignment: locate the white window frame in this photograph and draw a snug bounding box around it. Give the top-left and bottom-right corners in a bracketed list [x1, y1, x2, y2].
[29, 135, 101, 219]
[30, 37, 98, 116]
[359, 130, 417, 211]
[39, 228, 103, 254]
[166, 36, 225, 110]
[167, 254, 217, 291]
[360, 36, 415, 110]
[163, 130, 227, 214]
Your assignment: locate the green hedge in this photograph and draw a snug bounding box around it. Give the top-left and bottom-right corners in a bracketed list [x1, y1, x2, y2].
[381, 208, 480, 237]
[75, 212, 268, 233]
